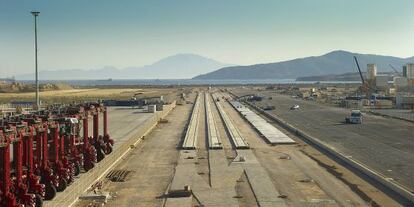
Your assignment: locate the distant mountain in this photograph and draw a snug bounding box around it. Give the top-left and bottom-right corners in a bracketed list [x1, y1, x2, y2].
[193, 50, 414, 80]
[121, 54, 230, 79]
[15, 54, 229, 80]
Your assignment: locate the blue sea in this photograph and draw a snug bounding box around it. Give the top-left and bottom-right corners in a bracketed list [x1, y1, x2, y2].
[19, 79, 361, 86]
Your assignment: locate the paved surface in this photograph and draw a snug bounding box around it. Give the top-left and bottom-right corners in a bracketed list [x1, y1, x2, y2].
[99, 104, 192, 207]
[370, 109, 414, 122]
[106, 107, 153, 150]
[232, 150, 287, 207]
[231, 88, 414, 191]
[220, 98, 372, 207]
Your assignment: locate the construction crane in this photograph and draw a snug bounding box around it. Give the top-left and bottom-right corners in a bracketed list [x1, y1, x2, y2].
[353, 56, 376, 96]
[353, 56, 365, 85]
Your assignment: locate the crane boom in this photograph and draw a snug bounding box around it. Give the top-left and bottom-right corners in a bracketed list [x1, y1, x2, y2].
[353, 56, 365, 84]
[389, 64, 399, 74]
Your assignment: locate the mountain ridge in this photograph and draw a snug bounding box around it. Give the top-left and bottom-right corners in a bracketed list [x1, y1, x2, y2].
[193, 50, 414, 80]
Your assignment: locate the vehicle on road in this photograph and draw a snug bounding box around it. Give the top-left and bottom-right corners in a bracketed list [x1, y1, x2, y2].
[345, 110, 363, 124]
[263, 105, 275, 110]
[290, 104, 300, 110]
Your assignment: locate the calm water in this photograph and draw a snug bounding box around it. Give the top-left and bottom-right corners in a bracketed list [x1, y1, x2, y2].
[19, 79, 361, 86]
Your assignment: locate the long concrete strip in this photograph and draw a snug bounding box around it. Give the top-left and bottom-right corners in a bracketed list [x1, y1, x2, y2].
[205, 93, 223, 149]
[166, 150, 198, 207]
[166, 149, 242, 207]
[211, 93, 249, 149]
[234, 150, 288, 207]
[230, 101, 296, 144]
[182, 93, 201, 149]
[217, 98, 287, 207]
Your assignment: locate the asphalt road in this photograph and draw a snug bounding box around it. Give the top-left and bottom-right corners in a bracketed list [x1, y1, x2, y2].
[231, 89, 414, 191]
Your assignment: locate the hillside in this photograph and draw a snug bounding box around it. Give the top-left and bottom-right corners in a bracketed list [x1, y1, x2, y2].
[194, 50, 414, 80]
[15, 54, 229, 80]
[296, 72, 395, 81]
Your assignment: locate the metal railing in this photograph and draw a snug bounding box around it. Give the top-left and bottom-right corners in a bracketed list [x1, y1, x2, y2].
[44, 102, 176, 207]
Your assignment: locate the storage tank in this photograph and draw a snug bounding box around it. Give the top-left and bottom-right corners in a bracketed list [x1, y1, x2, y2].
[367, 64, 377, 80]
[406, 63, 414, 80]
[375, 75, 389, 87]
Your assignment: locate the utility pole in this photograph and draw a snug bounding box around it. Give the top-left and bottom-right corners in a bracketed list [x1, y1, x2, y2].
[31, 11, 40, 109]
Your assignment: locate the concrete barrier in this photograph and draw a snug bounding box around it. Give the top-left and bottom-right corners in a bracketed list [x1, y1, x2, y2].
[44, 101, 176, 207]
[205, 93, 222, 149]
[182, 94, 201, 149]
[212, 93, 249, 149]
[236, 97, 414, 205]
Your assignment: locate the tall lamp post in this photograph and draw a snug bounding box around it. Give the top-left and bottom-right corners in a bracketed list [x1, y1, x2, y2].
[31, 11, 40, 109]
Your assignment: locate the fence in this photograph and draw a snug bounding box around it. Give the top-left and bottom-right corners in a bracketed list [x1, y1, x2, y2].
[44, 101, 176, 207]
[0, 103, 34, 110]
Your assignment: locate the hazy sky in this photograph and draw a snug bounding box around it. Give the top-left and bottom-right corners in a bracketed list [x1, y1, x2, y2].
[1, 0, 414, 76]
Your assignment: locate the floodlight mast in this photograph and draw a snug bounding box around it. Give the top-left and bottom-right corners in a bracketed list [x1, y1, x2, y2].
[31, 11, 40, 109]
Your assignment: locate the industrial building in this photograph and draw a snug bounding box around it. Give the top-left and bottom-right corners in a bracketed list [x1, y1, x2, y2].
[396, 93, 414, 109]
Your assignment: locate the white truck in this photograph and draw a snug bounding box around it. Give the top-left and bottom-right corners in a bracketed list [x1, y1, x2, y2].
[345, 110, 363, 124]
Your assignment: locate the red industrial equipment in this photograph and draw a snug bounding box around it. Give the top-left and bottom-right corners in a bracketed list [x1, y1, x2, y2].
[102, 108, 113, 154]
[1, 128, 23, 207]
[82, 113, 97, 171]
[48, 122, 73, 191]
[91, 107, 105, 162]
[22, 124, 45, 206]
[58, 117, 82, 176]
[1, 102, 113, 205]
[33, 122, 59, 200]
[91, 105, 113, 162]
[13, 124, 37, 206]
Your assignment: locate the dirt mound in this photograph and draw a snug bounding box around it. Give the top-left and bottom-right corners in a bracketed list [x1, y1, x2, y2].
[0, 82, 73, 93]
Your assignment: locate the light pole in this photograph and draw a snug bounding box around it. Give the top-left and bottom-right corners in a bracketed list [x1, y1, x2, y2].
[31, 11, 40, 109]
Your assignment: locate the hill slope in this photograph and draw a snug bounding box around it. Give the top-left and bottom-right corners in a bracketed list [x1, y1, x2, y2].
[16, 54, 228, 80]
[194, 50, 414, 80]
